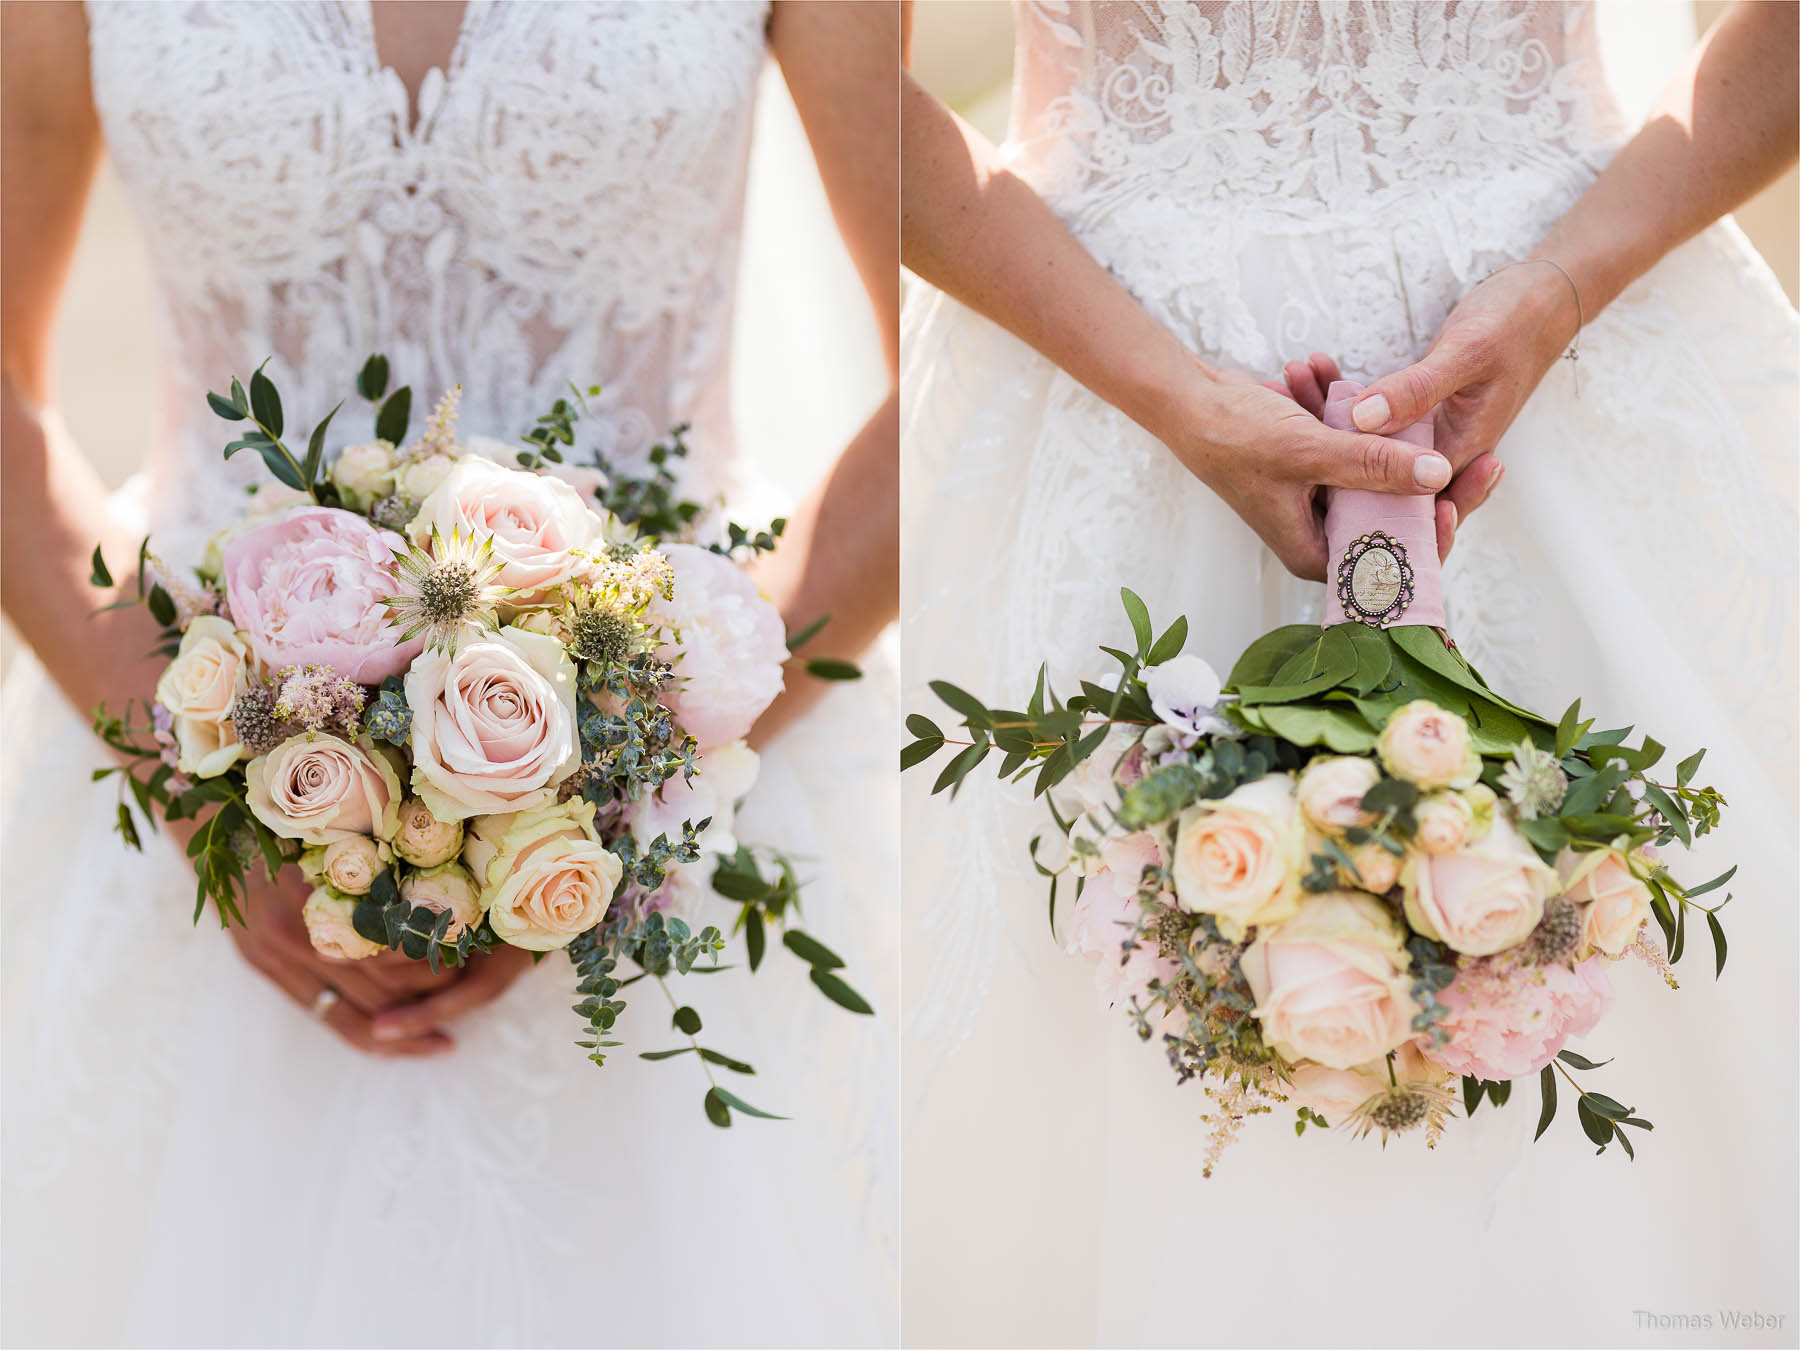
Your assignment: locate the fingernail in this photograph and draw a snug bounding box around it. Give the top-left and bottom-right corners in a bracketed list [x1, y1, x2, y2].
[1413, 453, 1452, 490]
[1446, 501, 1460, 529]
[372, 1020, 405, 1042]
[1352, 394, 1390, 431]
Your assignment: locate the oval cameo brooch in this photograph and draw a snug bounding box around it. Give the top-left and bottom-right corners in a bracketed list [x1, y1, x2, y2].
[1337, 531, 1415, 627]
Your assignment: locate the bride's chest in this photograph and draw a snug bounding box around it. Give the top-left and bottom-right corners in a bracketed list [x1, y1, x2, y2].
[85, 0, 769, 263]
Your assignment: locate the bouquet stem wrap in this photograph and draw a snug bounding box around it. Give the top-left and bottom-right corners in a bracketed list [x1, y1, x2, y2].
[1321, 380, 1446, 631]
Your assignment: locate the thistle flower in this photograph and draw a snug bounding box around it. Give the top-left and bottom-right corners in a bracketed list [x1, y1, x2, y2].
[1343, 1079, 1458, 1146]
[558, 583, 656, 669]
[230, 680, 299, 757]
[381, 528, 508, 656]
[1518, 894, 1584, 967]
[1499, 741, 1567, 820]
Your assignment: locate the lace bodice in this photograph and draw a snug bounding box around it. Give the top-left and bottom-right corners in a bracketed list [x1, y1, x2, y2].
[86, 0, 770, 557]
[1005, 0, 1628, 376]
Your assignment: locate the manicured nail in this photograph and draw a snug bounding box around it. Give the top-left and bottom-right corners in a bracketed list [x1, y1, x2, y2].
[1352, 394, 1390, 431]
[1413, 453, 1452, 490]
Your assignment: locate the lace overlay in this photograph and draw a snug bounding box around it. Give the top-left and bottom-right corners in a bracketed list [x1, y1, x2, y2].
[89, 0, 768, 562]
[902, 4, 1797, 1342]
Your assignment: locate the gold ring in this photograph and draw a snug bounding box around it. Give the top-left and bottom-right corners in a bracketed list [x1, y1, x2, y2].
[309, 987, 340, 1020]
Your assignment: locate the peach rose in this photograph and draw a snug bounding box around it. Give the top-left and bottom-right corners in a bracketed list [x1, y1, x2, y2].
[1558, 845, 1653, 957]
[470, 799, 624, 951]
[300, 834, 391, 896]
[1414, 791, 1475, 855]
[1170, 774, 1305, 939]
[246, 733, 404, 845]
[1295, 756, 1382, 833]
[404, 626, 580, 821]
[400, 861, 483, 940]
[1341, 840, 1401, 895]
[392, 796, 465, 867]
[1378, 701, 1481, 790]
[1402, 814, 1559, 955]
[154, 616, 252, 778]
[302, 886, 385, 961]
[407, 455, 607, 605]
[1241, 890, 1420, 1070]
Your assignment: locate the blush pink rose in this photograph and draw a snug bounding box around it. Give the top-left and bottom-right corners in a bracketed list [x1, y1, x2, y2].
[1558, 846, 1654, 957]
[223, 505, 421, 685]
[1378, 701, 1481, 790]
[1401, 814, 1559, 955]
[245, 733, 405, 845]
[1240, 890, 1419, 1070]
[1424, 955, 1615, 1080]
[405, 626, 580, 821]
[649, 544, 787, 749]
[407, 455, 608, 605]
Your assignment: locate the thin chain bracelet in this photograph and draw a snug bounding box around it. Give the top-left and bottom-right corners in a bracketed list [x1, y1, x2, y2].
[1479, 257, 1584, 395]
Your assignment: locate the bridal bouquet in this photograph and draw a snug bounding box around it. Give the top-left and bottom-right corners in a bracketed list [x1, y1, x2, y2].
[91, 356, 869, 1123]
[903, 381, 1733, 1170]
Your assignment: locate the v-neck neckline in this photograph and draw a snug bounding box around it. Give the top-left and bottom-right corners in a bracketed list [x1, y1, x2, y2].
[361, 0, 479, 142]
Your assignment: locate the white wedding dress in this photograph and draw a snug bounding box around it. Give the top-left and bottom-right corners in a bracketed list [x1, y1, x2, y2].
[2, 4, 896, 1347]
[902, 4, 1796, 1346]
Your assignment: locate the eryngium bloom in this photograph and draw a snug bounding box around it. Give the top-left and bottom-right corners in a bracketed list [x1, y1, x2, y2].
[382, 527, 509, 657]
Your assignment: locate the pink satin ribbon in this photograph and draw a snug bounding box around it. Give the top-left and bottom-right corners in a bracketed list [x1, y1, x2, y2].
[1320, 380, 1446, 630]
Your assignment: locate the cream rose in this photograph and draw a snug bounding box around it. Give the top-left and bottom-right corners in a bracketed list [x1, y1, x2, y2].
[300, 834, 391, 895]
[154, 616, 252, 778]
[471, 799, 624, 951]
[396, 452, 457, 505]
[405, 625, 580, 821]
[392, 796, 465, 867]
[1558, 845, 1653, 956]
[1295, 756, 1382, 833]
[1241, 890, 1420, 1070]
[1402, 814, 1559, 955]
[1378, 701, 1481, 790]
[400, 861, 483, 939]
[246, 733, 404, 845]
[1414, 791, 1475, 855]
[331, 439, 397, 508]
[302, 885, 385, 961]
[1170, 774, 1306, 939]
[407, 455, 607, 605]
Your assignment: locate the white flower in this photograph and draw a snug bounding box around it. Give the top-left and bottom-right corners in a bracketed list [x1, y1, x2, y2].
[154, 616, 252, 778]
[331, 440, 397, 508]
[1143, 654, 1234, 738]
[647, 544, 787, 749]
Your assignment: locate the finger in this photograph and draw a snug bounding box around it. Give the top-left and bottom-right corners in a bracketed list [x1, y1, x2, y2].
[1307, 352, 1344, 390]
[1444, 453, 1505, 523]
[1260, 379, 1292, 399]
[1350, 348, 1462, 434]
[241, 937, 453, 1057]
[1284, 359, 1326, 418]
[1436, 498, 1458, 563]
[370, 947, 533, 1043]
[1299, 426, 1452, 495]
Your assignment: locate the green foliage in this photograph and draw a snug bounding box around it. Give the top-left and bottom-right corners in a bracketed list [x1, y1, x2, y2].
[710, 846, 875, 1015]
[208, 357, 374, 505]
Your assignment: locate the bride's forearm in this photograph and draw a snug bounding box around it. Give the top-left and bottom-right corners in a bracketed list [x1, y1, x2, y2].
[746, 391, 897, 747]
[1, 379, 164, 720]
[900, 72, 1216, 449]
[1530, 1, 1797, 319]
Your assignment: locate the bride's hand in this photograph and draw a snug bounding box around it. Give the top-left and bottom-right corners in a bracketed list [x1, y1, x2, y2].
[1296, 264, 1576, 520]
[1167, 378, 1455, 582]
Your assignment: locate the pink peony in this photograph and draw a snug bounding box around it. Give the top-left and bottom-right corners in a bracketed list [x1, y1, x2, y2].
[224, 506, 421, 685]
[649, 544, 787, 749]
[1424, 955, 1615, 1081]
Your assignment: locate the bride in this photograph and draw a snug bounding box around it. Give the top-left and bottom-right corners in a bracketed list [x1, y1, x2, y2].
[2, 3, 897, 1346]
[902, 2, 1795, 1344]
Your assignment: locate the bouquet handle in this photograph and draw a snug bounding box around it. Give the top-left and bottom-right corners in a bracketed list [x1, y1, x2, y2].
[1320, 379, 1447, 631]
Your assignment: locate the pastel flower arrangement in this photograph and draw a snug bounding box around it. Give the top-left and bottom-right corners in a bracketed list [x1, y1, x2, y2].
[904, 589, 1734, 1170]
[92, 357, 870, 1124]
